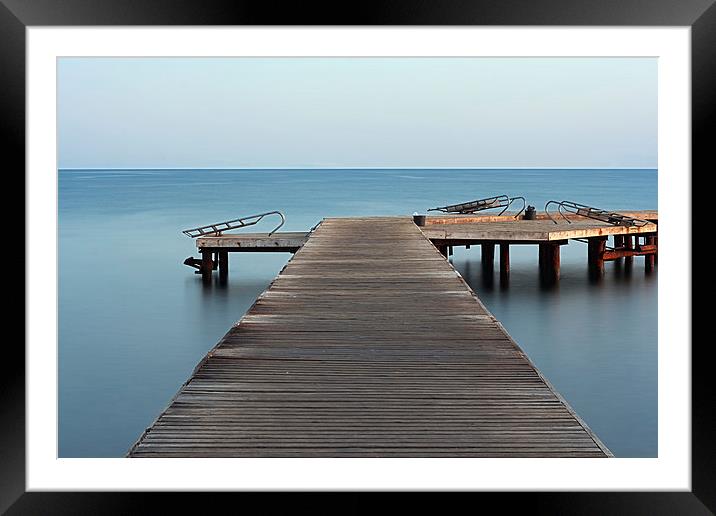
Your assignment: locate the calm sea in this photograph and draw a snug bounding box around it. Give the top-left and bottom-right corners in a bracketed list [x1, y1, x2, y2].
[59, 168, 657, 457]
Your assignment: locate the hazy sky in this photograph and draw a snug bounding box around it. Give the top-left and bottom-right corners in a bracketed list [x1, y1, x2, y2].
[58, 57, 657, 169]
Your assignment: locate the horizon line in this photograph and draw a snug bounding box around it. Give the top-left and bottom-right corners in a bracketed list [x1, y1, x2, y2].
[58, 166, 658, 171]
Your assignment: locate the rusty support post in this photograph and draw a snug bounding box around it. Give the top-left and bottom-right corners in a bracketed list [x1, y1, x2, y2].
[551, 243, 560, 283]
[201, 249, 214, 283]
[499, 243, 510, 288]
[499, 243, 510, 277]
[218, 251, 229, 280]
[645, 235, 655, 272]
[624, 234, 634, 270]
[539, 243, 560, 284]
[613, 235, 624, 268]
[481, 243, 495, 274]
[588, 237, 607, 278]
[538, 243, 544, 269]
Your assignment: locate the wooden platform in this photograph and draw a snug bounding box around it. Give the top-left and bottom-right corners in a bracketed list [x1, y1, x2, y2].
[131, 217, 610, 457]
[196, 231, 308, 252]
[191, 210, 657, 253]
[424, 209, 658, 226]
[420, 219, 658, 243]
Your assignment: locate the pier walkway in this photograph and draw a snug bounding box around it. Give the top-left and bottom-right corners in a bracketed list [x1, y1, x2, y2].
[192, 210, 657, 284]
[129, 217, 611, 457]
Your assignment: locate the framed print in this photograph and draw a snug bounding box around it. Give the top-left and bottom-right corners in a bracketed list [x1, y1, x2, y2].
[5, 0, 711, 513]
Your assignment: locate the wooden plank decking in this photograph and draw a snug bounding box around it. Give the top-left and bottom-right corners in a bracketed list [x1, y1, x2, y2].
[196, 231, 308, 252]
[420, 218, 657, 243]
[424, 209, 658, 225]
[129, 217, 611, 457]
[191, 211, 657, 253]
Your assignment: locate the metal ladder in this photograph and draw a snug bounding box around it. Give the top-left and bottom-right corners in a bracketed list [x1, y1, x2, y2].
[428, 195, 526, 217]
[544, 201, 650, 227]
[182, 210, 286, 237]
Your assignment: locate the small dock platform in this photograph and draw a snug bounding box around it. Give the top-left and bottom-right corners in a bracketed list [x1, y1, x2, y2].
[420, 217, 657, 241]
[419, 211, 657, 281]
[130, 218, 611, 457]
[196, 231, 309, 252]
[189, 210, 657, 284]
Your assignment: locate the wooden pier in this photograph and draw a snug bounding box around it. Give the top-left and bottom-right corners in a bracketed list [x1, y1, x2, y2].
[420, 213, 657, 282]
[129, 217, 612, 457]
[189, 210, 657, 284]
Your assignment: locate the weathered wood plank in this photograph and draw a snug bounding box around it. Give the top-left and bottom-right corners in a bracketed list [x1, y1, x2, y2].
[425, 210, 658, 225]
[421, 219, 657, 242]
[130, 217, 610, 457]
[197, 232, 309, 250]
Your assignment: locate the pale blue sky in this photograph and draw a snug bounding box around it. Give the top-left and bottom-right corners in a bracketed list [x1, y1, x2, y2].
[58, 57, 657, 169]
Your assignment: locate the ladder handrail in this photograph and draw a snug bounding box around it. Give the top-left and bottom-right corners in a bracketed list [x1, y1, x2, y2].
[505, 196, 527, 217]
[544, 201, 650, 227]
[182, 211, 286, 238]
[428, 195, 526, 218]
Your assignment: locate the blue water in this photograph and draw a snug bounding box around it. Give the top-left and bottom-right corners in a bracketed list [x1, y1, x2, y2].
[58, 168, 657, 457]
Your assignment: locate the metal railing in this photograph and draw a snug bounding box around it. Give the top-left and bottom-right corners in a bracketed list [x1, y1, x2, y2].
[544, 201, 650, 227]
[428, 195, 526, 218]
[182, 211, 286, 237]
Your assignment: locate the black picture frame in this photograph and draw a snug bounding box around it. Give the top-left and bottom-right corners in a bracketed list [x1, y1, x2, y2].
[3, 1, 709, 513]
